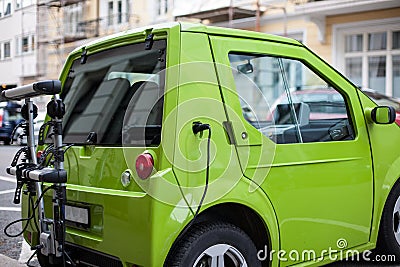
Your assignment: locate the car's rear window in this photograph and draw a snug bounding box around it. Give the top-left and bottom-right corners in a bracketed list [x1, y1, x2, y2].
[61, 39, 167, 146]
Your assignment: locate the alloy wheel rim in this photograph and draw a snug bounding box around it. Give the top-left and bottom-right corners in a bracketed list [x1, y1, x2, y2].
[193, 244, 248, 267]
[393, 195, 400, 245]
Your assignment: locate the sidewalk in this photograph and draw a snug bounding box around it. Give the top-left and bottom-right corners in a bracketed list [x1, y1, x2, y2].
[0, 254, 24, 267]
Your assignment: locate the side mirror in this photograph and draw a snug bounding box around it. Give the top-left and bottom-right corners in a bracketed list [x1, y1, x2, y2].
[367, 106, 396, 124]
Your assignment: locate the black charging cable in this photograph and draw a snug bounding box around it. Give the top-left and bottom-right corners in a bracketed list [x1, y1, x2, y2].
[4, 184, 55, 237]
[175, 122, 211, 243]
[191, 121, 211, 218]
[175, 121, 212, 237]
[192, 121, 211, 135]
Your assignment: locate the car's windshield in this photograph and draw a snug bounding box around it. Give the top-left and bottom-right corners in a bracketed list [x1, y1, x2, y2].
[61, 39, 167, 146]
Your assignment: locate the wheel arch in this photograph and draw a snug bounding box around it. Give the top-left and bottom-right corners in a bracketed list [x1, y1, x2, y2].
[164, 201, 277, 267]
[371, 155, 400, 245]
[196, 202, 272, 255]
[158, 177, 280, 267]
[376, 177, 400, 229]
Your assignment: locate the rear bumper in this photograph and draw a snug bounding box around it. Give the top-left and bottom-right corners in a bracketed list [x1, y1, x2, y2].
[23, 185, 154, 267]
[66, 242, 123, 267]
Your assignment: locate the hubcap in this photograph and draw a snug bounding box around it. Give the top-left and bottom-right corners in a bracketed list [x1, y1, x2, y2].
[393, 195, 400, 245]
[193, 244, 248, 267]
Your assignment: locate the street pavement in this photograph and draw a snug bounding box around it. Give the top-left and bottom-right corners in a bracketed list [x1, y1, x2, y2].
[0, 253, 24, 266]
[0, 145, 22, 259]
[0, 145, 36, 266]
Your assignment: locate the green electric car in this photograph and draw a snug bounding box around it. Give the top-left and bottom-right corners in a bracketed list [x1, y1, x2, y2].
[21, 23, 400, 266]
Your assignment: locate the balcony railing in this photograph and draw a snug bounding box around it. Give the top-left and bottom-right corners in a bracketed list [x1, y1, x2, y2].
[38, 0, 83, 8]
[104, 13, 131, 27]
[64, 18, 101, 43]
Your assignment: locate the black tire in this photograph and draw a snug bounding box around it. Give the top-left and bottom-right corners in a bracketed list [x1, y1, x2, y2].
[377, 181, 400, 260]
[165, 222, 261, 267]
[4, 138, 10, 145]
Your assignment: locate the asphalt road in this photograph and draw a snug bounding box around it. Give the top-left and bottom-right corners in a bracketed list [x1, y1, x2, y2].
[0, 145, 23, 260]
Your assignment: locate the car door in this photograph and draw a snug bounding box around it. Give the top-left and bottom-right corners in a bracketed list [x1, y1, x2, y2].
[210, 35, 373, 264]
[56, 39, 170, 245]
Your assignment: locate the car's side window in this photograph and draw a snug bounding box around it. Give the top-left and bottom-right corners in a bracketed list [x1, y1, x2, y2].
[229, 53, 354, 144]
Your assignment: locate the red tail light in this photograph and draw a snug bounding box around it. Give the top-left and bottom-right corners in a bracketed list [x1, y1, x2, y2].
[37, 150, 43, 161]
[396, 114, 400, 127]
[26, 231, 32, 243]
[135, 153, 154, 180]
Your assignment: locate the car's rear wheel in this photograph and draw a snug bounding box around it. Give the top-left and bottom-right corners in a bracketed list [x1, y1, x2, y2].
[378, 181, 400, 260]
[165, 222, 261, 267]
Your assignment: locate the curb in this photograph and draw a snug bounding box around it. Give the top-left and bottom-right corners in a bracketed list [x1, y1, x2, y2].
[0, 254, 24, 266]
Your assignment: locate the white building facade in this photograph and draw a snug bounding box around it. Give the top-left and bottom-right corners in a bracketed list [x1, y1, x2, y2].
[1, 0, 398, 98]
[0, 0, 37, 88]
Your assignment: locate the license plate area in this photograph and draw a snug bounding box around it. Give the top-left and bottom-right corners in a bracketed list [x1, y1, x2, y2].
[65, 204, 90, 229]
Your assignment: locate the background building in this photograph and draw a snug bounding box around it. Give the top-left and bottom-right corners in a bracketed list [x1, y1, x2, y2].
[0, 0, 37, 88]
[176, 0, 400, 98]
[0, 0, 399, 98]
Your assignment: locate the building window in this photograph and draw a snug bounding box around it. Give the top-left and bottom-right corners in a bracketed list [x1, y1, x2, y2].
[0, 0, 12, 17]
[16, 0, 33, 9]
[16, 34, 35, 55]
[337, 20, 400, 98]
[107, 1, 113, 26]
[394, 31, 400, 49]
[107, 0, 129, 26]
[394, 55, 400, 94]
[22, 36, 29, 53]
[157, 0, 168, 16]
[31, 35, 35, 51]
[64, 3, 83, 36]
[345, 57, 362, 86]
[345, 34, 362, 52]
[117, 0, 122, 24]
[4, 42, 11, 58]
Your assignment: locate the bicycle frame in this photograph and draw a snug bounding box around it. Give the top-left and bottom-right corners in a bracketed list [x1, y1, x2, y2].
[2, 80, 69, 265]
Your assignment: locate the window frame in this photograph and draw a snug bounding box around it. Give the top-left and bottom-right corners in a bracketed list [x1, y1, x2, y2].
[15, 33, 35, 56]
[157, 0, 168, 16]
[210, 35, 365, 147]
[64, 3, 83, 36]
[106, 0, 129, 27]
[0, 0, 12, 17]
[3, 41, 11, 59]
[228, 51, 355, 144]
[15, 0, 33, 9]
[61, 39, 167, 147]
[334, 18, 400, 97]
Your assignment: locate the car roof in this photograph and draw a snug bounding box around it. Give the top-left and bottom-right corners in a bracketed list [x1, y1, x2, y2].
[72, 22, 302, 55]
[180, 23, 301, 45]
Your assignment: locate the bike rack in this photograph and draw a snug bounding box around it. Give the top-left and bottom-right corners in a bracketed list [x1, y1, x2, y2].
[2, 80, 69, 265]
